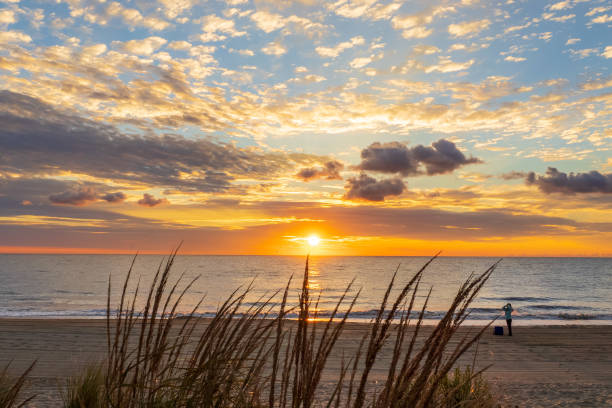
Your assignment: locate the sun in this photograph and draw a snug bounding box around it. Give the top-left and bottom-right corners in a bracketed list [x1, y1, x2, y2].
[307, 235, 321, 247]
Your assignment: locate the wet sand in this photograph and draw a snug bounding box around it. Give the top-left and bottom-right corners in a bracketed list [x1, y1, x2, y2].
[1, 319, 611, 407]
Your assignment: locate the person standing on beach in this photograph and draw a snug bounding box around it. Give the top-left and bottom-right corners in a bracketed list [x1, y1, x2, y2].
[502, 303, 513, 336]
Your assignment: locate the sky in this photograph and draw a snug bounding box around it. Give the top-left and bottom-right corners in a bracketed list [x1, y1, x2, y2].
[0, 0, 611, 256]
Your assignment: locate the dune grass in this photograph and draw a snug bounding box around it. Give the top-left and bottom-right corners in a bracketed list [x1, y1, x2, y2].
[0, 361, 36, 408]
[56, 250, 499, 407]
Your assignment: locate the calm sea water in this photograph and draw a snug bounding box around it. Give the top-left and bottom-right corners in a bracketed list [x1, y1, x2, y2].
[1, 255, 611, 325]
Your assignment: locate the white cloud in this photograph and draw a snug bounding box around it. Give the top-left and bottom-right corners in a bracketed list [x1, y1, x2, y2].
[81, 43, 107, 57]
[390, 5, 456, 39]
[329, 0, 402, 21]
[105, 2, 171, 31]
[0, 9, 16, 24]
[448, 19, 490, 38]
[585, 6, 611, 17]
[0, 30, 31, 44]
[504, 22, 530, 33]
[290, 74, 326, 83]
[591, 14, 612, 24]
[413, 45, 440, 55]
[505, 55, 526, 62]
[250, 11, 285, 33]
[424, 56, 474, 73]
[315, 36, 364, 58]
[262, 41, 286, 56]
[158, 0, 196, 19]
[541, 12, 575, 22]
[349, 56, 372, 69]
[548, 1, 572, 11]
[230, 48, 254, 56]
[402, 26, 432, 39]
[200, 14, 246, 42]
[565, 38, 580, 45]
[250, 11, 324, 36]
[168, 40, 192, 50]
[602, 46, 612, 59]
[570, 48, 599, 58]
[120, 36, 167, 55]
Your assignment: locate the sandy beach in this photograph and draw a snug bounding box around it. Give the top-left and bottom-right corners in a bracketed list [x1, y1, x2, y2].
[1, 319, 611, 407]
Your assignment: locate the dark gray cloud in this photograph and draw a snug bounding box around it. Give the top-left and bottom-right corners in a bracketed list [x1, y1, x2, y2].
[48, 186, 127, 206]
[500, 171, 527, 180]
[100, 192, 126, 203]
[296, 160, 344, 181]
[49, 187, 98, 206]
[344, 173, 406, 202]
[414, 139, 482, 175]
[0, 91, 323, 193]
[138, 193, 168, 207]
[357, 139, 481, 176]
[236, 201, 612, 239]
[527, 167, 612, 194]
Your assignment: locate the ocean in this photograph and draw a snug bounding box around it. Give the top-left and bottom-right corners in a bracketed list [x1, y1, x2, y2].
[1, 255, 611, 325]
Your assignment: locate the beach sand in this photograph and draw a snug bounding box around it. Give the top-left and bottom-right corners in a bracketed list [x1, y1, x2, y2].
[1, 319, 611, 407]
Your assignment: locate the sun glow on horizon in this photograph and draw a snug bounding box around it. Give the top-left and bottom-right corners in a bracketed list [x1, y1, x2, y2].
[307, 235, 321, 247]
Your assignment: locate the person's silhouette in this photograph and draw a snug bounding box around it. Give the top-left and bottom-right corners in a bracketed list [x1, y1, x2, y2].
[502, 303, 513, 336]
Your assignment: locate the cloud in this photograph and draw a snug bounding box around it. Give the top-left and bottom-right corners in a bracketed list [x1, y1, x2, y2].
[527, 167, 612, 194]
[250, 10, 286, 33]
[49, 187, 98, 206]
[0, 91, 327, 193]
[296, 160, 344, 181]
[344, 173, 405, 202]
[448, 19, 490, 38]
[0, 9, 16, 24]
[249, 11, 325, 36]
[329, 0, 402, 21]
[357, 139, 481, 176]
[390, 5, 453, 39]
[586, 6, 612, 17]
[158, 0, 196, 19]
[119, 36, 167, 55]
[590, 14, 612, 24]
[579, 76, 612, 91]
[499, 171, 527, 180]
[104, 2, 170, 31]
[548, 1, 572, 11]
[100, 192, 126, 203]
[0, 30, 31, 44]
[401, 26, 432, 39]
[602, 46, 612, 59]
[48, 186, 127, 205]
[262, 41, 287, 56]
[349, 56, 372, 69]
[504, 56, 526, 62]
[138, 193, 168, 207]
[315, 36, 364, 58]
[200, 14, 246, 42]
[423, 56, 474, 73]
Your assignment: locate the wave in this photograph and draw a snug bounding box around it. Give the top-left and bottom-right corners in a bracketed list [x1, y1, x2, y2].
[558, 313, 597, 320]
[480, 296, 556, 302]
[1, 307, 611, 322]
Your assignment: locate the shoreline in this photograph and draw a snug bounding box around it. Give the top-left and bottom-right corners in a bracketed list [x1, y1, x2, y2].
[1, 316, 611, 326]
[1, 319, 612, 406]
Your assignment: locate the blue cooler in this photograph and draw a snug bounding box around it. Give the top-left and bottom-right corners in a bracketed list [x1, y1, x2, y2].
[493, 326, 504, 336]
